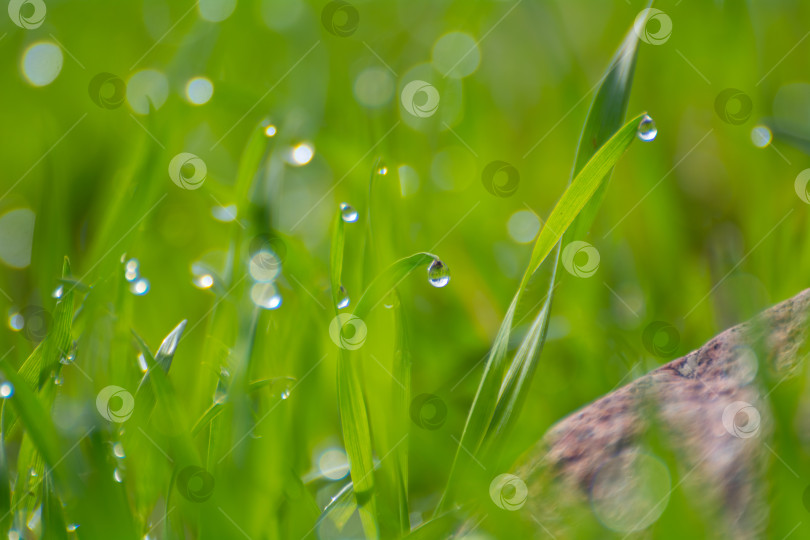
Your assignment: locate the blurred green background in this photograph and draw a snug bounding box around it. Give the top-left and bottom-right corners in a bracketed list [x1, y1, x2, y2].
[1, 0, 810, 538]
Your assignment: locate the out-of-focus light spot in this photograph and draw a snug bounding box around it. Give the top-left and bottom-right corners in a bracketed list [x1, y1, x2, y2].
[507, 210, 540, 244]
[432, 32, 480, 79]
[260, 0, 303, 31]
[211, 204, 237, 222]
[0, 208, 35, 269]
[199, 0, 237, 22]
[8, 312, 23, 331]
[127, 70, 169, 114]
[430, 146, 475, 191]
[354, 67, 395, 108]
[186, 77, 214, 105]
[291, 143, 314, 166]
[22, 42, 63, 87]
[318, 448, 350, 480]
[264, 125, 277, 137]
[750, 125, 772, 148]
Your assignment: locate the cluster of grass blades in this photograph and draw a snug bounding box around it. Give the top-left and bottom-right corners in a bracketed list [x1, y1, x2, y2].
[318, 14, 652, 539]
[0, 8, 655, 540]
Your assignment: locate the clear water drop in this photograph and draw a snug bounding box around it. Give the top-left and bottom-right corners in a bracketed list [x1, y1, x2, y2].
[113, 468, 123, 483]
[337, 286, 350, 309]
[113, 442, 126, 458]
[29, 468, 37, 477]
[131, 278, 150, 296]
[378, 166, 388, 175]
[340, 203, 358, 223]
[427, 259, 450, 288]
[66, 524, 79, 532]
[60, 342, 77, 365]
[137, 353, 148, 373]
[264, 124, 277, 137]
[194, 274, 214, 289]
[0, 383, 14, 398]
[53, 374, 63, 386]
[52, 285, 64, 299]
[280, 389, 291, 400]
[637, 114, 657, 142]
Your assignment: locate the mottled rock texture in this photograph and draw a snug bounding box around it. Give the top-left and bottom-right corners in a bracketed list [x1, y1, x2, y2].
[514, 289, 810, 538]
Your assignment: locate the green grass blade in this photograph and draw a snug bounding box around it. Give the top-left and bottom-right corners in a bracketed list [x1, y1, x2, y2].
[0, 360, 73, 493]
[483, 26, 642, 447]
[329, 206, 378, 538]
[330, 210, 346, 311]
[520, 112, 645, 288]
[3, 258, 75, 433]
[436, 86, 645, 518]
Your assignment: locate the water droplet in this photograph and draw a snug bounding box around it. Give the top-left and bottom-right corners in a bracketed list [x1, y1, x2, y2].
[137, 353, 148, 373]
[131, 278, 150, 296]
[290, 143, 314, 166]
[340, 203, 358, 223]
[264, 124, 277, 137]
[60, 342, 77, 365]
[52, 285, 63, 299]
[637, 114, 657, 141]
[66, 524, 79, 532]
[53, 374, 63, 386]
[8, 530, 20, 540]
[193, 274, 214, 289]
[427, 259, 450, 288]
[337, 286, 350, 309]
[251, 282, 282, 310]
[378, 166, 388, 175]
[0, 383, 14, 398]
[280, 389, 291, 400]
[751, 125, 772, 148]
[26, 505, 41, 531]
[113, 442, 126, 458]
[113, 468, 123, 483]
[8, 312, 23, 331]
[29, 468, 37, 477]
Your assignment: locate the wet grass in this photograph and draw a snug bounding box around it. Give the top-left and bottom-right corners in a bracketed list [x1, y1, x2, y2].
[1, 0, 809, 538]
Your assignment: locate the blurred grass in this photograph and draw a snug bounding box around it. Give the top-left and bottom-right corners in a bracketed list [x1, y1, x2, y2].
[0, 0, 809, 538]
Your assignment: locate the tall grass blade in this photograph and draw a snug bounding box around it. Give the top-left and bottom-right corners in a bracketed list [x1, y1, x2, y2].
[436, 23, 644, 512]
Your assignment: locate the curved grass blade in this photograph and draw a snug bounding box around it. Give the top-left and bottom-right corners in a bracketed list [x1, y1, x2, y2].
[436, 58, 644, 516]
[486, 25, 644, 447]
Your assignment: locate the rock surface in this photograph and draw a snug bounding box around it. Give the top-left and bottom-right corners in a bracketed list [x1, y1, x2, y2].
[514, 289, 810, 538]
